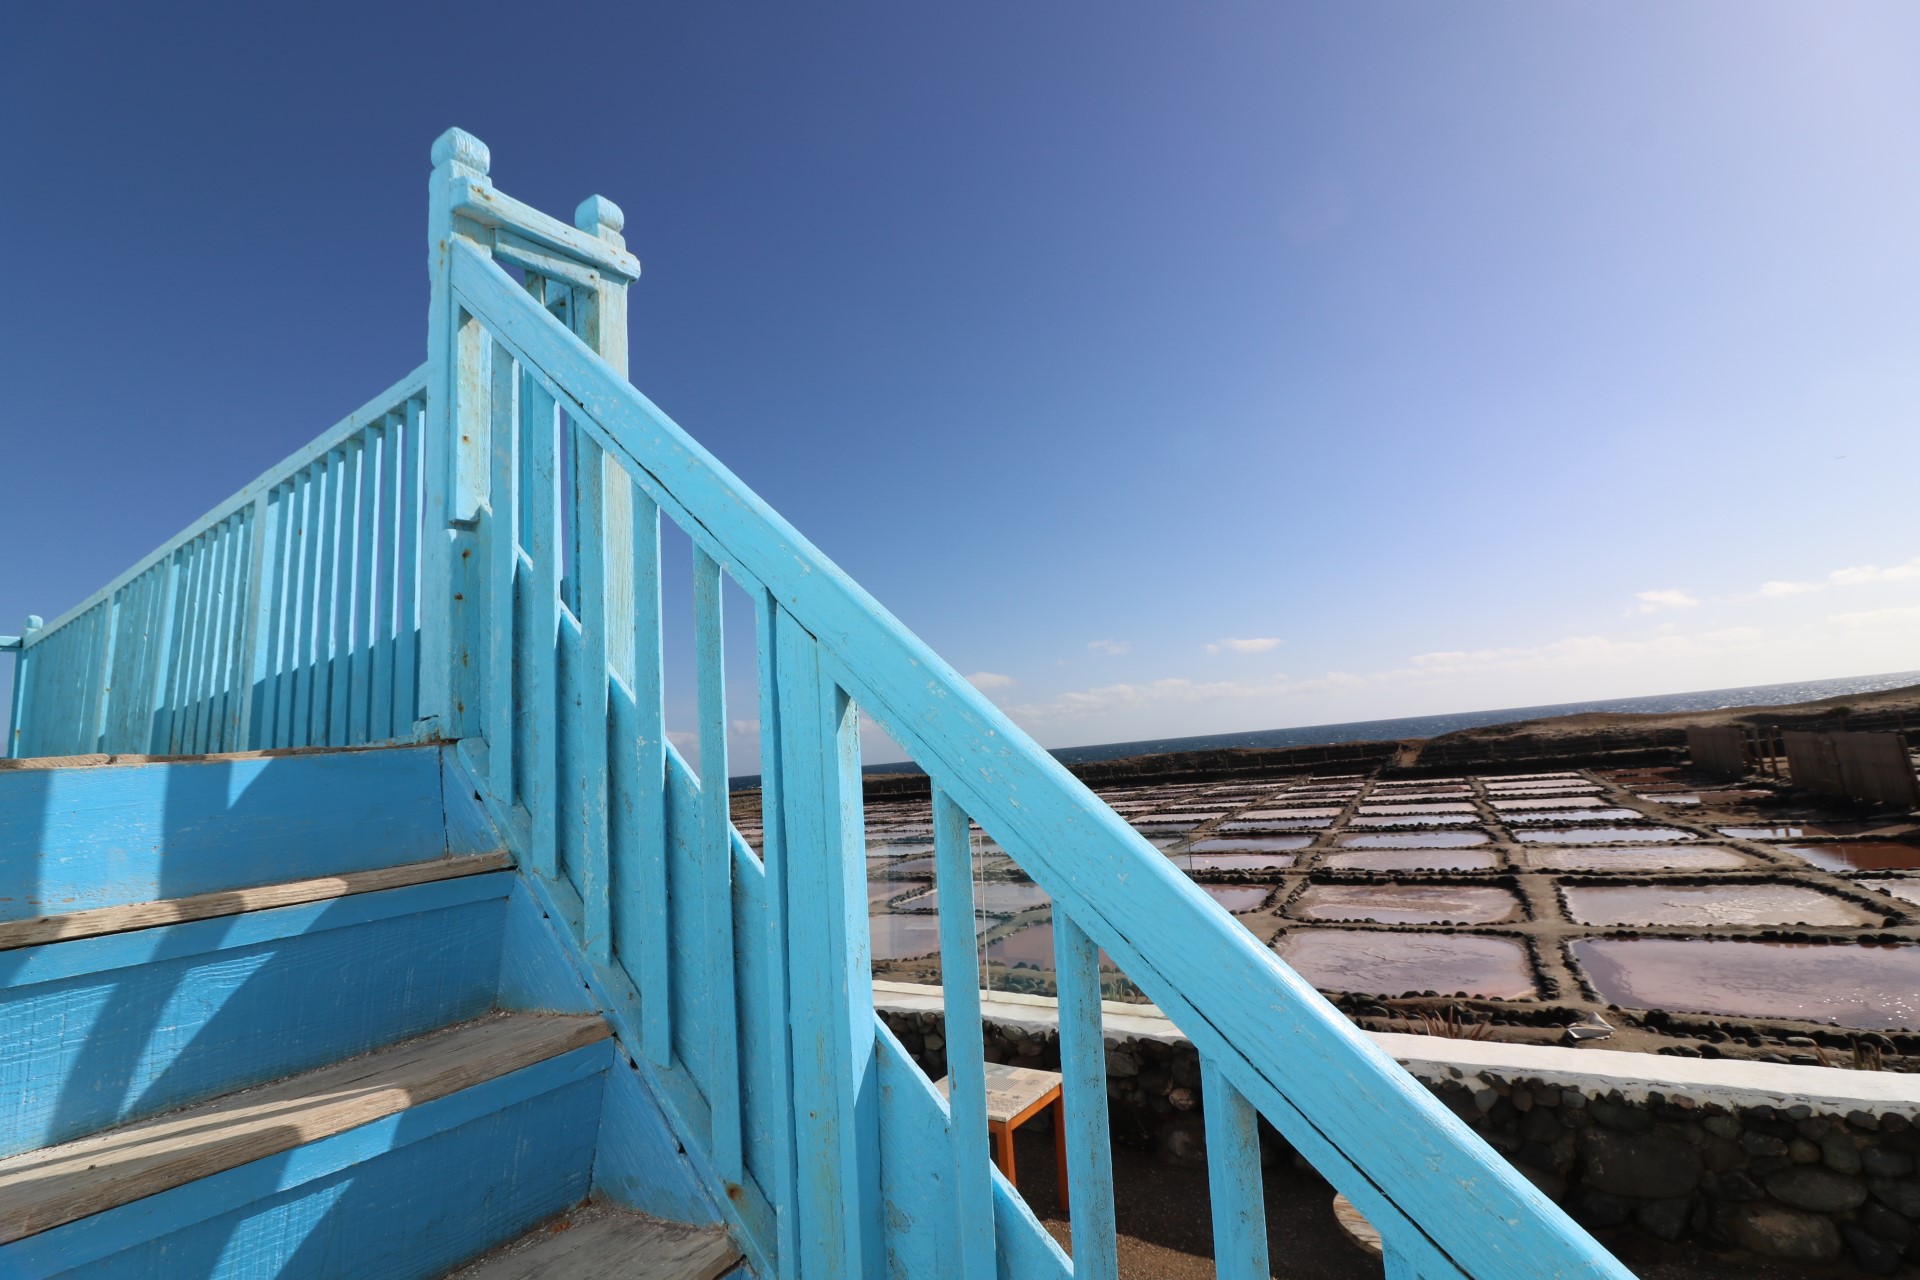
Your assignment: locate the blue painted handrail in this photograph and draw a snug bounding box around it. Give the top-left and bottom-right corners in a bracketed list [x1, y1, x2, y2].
[3, 128, 1633, 1280]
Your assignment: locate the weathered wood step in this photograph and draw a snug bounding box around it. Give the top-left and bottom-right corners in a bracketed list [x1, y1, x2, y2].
[0, 1011, 609, 1245]
[443, 1203, 742, 1280]
[0, 850, 511, 950]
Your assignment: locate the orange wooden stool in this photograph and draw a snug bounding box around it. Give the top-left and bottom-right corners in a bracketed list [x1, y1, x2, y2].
[937, 1062, 1070, 1216]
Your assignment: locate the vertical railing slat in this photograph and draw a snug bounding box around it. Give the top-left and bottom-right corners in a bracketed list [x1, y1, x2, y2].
[285, 470, 316, 748]
[311, 456, 338, 746]
[148, 556, 183, 754]
[693, 545, 742, 1182]
[625, 484, 672, 1065]
[218, 512, 252, 750]
[487, 348, 519, 802]
[522, 371, 560, 875]
[238, 493, 274, 750]
[326, 440, 358, 745]
[752, 586, 800, 1272]
[366, 423, 395, 743]
[350, 432, 379, 744]
[932, 786, 996, 1280]
[1201, 1054, 1271, 1280]
[772, 609, 874, 1278]
[264, 485, 294, 749]
[172, 535, 210, 754]
[392, 401, 423, 733]
[573, 428, 611, 960]
[1054, 911, 1119, 1280]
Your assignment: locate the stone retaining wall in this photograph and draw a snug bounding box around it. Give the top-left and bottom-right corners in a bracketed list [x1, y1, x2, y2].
[876, 986, 1920, 1274]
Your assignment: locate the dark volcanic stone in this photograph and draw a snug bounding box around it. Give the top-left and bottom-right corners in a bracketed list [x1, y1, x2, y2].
[1521, 1109, 1561, 1146]
[1705, 1170, 1762, 1203]
[1861, 1201, 1913, 1245]
[1634, 1196, 1692, 1242]
[1842, 1225, 1903, 1276]
[1862, 1147, 1916, 1179]
[1870, 1177, 1920, 1219]
[1765, 1166, 1868, 1214]
[1590, 1100, 1652, 1135]
[1717, 1202, 1843, 1262]
[1581, 1128, 1702, 1199]
[1570, 1187, 1633, 1229]
[1820, 1132, 1862, 1176]
[1742, 1132, 1789, 1158]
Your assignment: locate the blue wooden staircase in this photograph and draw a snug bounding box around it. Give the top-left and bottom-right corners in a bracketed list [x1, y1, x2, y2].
[0, 746, 739, 1279]
[0, 129, 1635, 1279]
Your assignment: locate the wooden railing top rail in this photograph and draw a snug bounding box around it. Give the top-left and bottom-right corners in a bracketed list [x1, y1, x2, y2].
[18, 364, 428, 651]
[449, 239, 1628, 1279]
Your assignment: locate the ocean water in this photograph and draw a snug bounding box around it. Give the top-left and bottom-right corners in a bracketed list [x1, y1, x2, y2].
[1044, 669, 1920, 767]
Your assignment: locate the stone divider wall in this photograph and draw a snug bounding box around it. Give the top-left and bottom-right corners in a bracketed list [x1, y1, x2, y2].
[875, 982, 1920, 1274]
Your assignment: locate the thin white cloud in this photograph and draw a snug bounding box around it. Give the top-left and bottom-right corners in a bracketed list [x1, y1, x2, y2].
[1086, 638, 1131, 656]
[1008, 671, 1363, 721]
[1408, 628, 1764, 675]
[1826, 605, 1920, 629]
[1629, 589, 1699, 616]
[966, 671, 1017, 691]
[729, 718, 760, 735]
[1755, 556, 1920, 599]
[1205, 636, 1283, 655]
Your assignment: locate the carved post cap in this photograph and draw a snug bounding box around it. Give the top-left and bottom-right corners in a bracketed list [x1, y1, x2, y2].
[575, 195, 625, 240]
[23, 616, 43, 630]
[430, 128, 491, 176]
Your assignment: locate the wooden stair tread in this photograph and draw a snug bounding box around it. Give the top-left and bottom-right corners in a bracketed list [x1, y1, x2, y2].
[0, 851, 512, 951]
[0, 1011, 608, 1244]
[444, 1204, 742, 1280]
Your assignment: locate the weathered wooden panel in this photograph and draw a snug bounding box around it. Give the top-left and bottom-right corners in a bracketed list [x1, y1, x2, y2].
[0, 875, 508, 1158]
[1686, 725, 1750, 779]
[1785, 729, 1920, 807]
[0, 747, 456, 922]
[3, 1045, 607, 1278]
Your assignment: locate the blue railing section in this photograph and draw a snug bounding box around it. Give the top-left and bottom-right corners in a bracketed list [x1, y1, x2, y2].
[4, 374, 427, 758]
[3, 129, 1632, 1280]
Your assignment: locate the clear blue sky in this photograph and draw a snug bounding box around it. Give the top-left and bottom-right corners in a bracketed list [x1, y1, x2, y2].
[4, 4, 1917, 762]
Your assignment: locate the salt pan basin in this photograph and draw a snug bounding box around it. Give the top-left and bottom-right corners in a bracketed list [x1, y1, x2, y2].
[1561, 883, 1876, 928]
[1290, 884, 1521, 925]
[1274, 930, 1535, 999]
[1572, 938, 1920, 1030]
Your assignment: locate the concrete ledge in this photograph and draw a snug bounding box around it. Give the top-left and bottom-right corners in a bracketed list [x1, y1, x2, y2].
[873, 980, 1920, 1119]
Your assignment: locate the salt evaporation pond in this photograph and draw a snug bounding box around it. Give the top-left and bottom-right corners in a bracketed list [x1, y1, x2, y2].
[1274, 930, 1535, 999]
[1572, 938, 1920, 1030]
[1190, 835, 1312, 853]
[1871, 881, 1920, 908]
[1516, 826, 1695, 845]
[871, 913, 988, 960]
[1201, 884, 1272, 912]
[1320, 849, 1501, 872]
[1561, 884, 1876, 928]
[1489, 796, 1608, 811]
[1358, 802, 1477, 815]
[1522, 845, 1750, 872]
[1501, 808, 1644, 824]
[1184, 851, 1298, 872]
[903, 881, 1050, 915]
[1290, 884, 1522, 925]
[1338, 831, 1489, 849]
[1776, 842, 1920, 873]
[1349, 814, 1479, 828]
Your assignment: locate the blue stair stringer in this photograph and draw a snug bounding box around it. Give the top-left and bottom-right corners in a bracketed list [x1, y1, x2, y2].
[0, 746, 735, 1279]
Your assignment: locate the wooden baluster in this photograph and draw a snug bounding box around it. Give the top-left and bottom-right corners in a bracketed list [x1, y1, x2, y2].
[237, 491, 276, 750]
[393, 401, 423, 732]
[932, 786, 996, 1280]
[306, 455, 338, 747]
[327, 440, 359, 745]
[692, 546, 742, 1182]
[349, 431, 380, 744]
[220, 513, 251, 748]
[573, 428, 611, 960]
[365, 424, 394, 743]
[6, 616, 41, 757]
[486, 347, 519, 804]
[773, 609, 875, 1278]
[86, 591, 118, 754]
[149, 554, 184, 754]
[172, 534, 211, 754]
[1054, 911, 1118, 1280]
[209, 515, 243, 750]
[1201, 1055, 1270, 1280]
[286, 469, 318, 747]
[751, 585, 799, 1269]
[617, 483, 672, 1065]
[522, 370, 560, 877]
